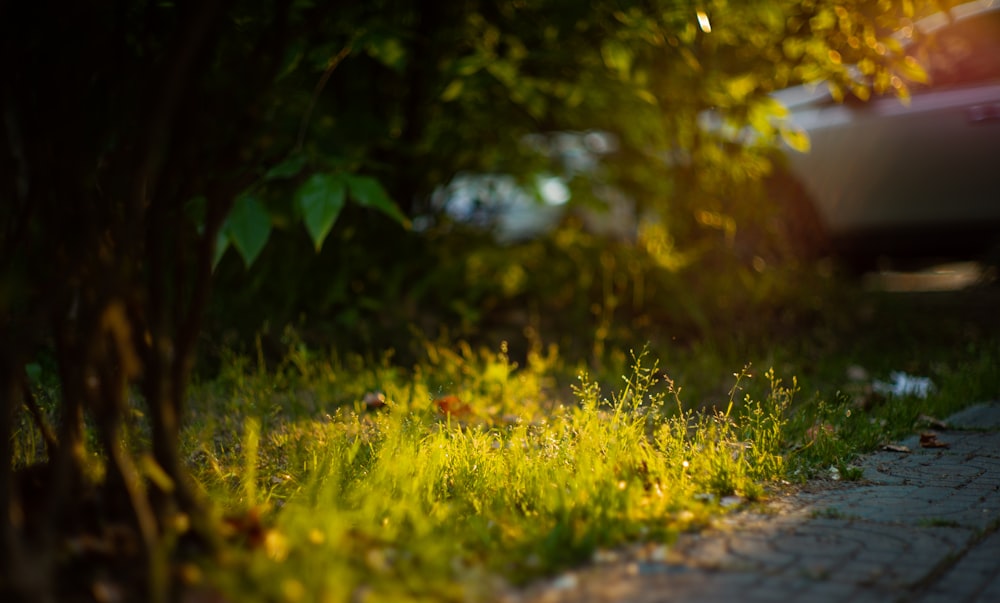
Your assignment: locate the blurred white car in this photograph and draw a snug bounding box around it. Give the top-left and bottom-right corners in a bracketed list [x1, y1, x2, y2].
[774, 0, 1000, 262]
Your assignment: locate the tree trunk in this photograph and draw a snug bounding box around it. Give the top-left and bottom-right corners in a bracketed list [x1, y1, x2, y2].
[0, 356, 22, 595]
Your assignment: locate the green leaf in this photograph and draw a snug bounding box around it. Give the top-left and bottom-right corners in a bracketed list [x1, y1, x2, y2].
[486, 60, 517, 87]
[809, 8, 835, 32]
[782, 38, 805, 60]
[227, 193, 272, 268]
[441, 79, 464, 101]
[275, 40, 305, 81]
[295, 172, 347, 251]
[779, 125, 811, 153]
[454, 55, 485, 76]
[827, 80, 844, 103]
[365, 35, 407, 71]
[874, 70, 892, 95]
[747, 96, 788, 137]
[212, 227, 230, 270]
[24, 362, 42, 384]
[601, 39, 632, 79]
[636, 89, 658, 105]
[725, 73, 757, 103]
[882, 38, 904, 56]
[264, 155, 307, 181]
[897, 56, 929, 84]
[346, 174, 410, 227]
[757, 4, 784, 30]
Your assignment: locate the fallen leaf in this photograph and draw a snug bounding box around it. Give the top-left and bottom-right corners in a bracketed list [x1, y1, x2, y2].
[435, 395, 473, 417]
[919, 432, 949, 449]
[882, 444, 911, 453]
[363, 391, 387, 409]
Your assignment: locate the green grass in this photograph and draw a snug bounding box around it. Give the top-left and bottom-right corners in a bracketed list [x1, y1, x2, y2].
[175, 344, 801, 602]
[171, 324, 1000, 602]
[11, 282, 1000, 603]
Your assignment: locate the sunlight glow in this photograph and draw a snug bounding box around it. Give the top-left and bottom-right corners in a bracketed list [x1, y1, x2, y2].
[697, 10, 712, 33]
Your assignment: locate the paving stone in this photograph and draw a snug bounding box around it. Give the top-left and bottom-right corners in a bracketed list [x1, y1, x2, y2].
[944, 402, 1000, 430]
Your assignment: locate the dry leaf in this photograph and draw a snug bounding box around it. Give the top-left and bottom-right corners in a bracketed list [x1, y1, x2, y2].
[882, 444, 911, 453]
[435, 395, 473, 417]
[363, 391, 387, 409]
[919, 432, 950, 449]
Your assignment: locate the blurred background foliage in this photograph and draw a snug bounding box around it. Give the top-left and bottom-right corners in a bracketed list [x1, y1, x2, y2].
[203, 0, 964, 365]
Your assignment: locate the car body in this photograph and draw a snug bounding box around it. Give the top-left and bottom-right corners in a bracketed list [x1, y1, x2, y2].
[774, 0, 1000, 261]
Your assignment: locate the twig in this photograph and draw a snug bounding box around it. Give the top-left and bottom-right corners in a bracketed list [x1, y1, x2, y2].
[295, 44, 352, 151]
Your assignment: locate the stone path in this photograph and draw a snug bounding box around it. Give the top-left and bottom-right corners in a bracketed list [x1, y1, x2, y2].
[514, 403, 1000, 603]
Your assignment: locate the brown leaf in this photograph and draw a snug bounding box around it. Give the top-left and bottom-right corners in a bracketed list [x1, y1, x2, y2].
[919, 432, 950, 449]
[363, 391, 387, 409]
[435, 395, 473, 417]
[882, 444, 911, 453]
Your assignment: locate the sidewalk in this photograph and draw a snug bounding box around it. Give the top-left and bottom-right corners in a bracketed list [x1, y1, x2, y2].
[516, 403, 1000, 603]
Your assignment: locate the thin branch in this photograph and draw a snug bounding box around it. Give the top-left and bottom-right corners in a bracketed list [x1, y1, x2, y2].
[295, 44, 353, 151]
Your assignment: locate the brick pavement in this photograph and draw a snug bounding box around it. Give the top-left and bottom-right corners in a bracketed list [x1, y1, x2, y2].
[513, 403, 1000, 603]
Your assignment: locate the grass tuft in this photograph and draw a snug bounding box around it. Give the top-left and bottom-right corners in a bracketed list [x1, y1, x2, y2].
[181, 342, 809, 602]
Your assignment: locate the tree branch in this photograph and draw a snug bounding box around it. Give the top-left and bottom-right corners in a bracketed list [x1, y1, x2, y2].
[296, 44, 353, 151]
